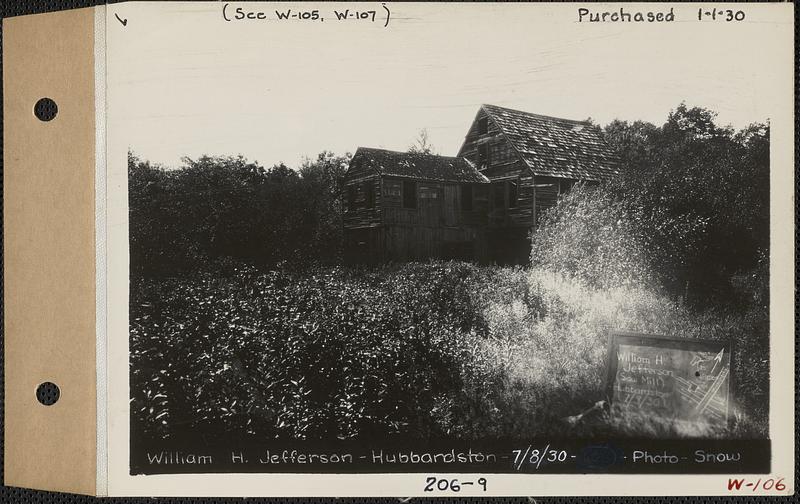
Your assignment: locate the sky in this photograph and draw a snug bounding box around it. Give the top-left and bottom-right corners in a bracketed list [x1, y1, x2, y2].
[107, 2, 791, 168]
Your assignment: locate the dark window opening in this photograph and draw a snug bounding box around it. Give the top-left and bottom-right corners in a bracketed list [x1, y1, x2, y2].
[493, 182, 505, 209]
[508, 180, 518, 208]
[461, 184, 473, 212]
[477, 117, 488, 135]
[363, 181, 375, 208]
[402, 180, 417, 209]
[347, 185, 357, 211]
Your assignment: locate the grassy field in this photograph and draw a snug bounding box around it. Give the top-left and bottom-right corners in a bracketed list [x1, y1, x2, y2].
[130, 262, 768, 441]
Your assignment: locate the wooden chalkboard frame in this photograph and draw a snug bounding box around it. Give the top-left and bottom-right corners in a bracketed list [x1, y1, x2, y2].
[604, 331, 734, 425]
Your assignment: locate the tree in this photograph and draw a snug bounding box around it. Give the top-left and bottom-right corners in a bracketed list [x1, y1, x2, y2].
[298, 151, 351, 263]
[129, 150, 352, 276]
[408, 128, 436, 155]
[600, 103, 769, 307]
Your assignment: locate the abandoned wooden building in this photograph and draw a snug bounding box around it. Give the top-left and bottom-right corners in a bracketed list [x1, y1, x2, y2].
[343, 147, 490, 263]
[343, 104, 620, 264]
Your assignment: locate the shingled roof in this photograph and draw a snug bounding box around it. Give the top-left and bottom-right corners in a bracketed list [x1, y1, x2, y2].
[479, 104, 620, 181]
[351, 147, 489, 183]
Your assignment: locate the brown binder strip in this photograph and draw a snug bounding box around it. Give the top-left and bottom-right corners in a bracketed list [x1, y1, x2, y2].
[3, 7, 98, 495]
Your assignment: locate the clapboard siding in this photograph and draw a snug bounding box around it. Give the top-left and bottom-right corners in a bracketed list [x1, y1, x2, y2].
[380, 176, 488, 229]
[458, 109, 537, 231]
[458, 109, 519, 175]
[532, 176, 588, 223]
[383, 225, 482, 262]
[342, 168, 582, 263]
[343, 150, 490, 262]
[343, 174, 381, 228]
[533, 176, 560, 223]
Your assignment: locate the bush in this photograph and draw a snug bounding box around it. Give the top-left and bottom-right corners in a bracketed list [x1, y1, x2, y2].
[131, 261, 768, 442]
[531, 184, 655, 290]
[130, 262, 505, 440]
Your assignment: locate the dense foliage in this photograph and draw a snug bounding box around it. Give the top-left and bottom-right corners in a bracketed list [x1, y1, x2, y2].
[600, 104, 769, 307]
[129, 151, 349, 276]
[131, 262, 767, 441]
[131, 263, 501, 440]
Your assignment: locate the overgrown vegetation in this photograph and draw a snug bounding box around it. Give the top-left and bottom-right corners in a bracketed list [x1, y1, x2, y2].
[131, 262, 767, 440]
[129, 151, 349, 276]
[130, 104, 769, 441]
[528, 184, 768, 437]
[601, 103, 769, 308]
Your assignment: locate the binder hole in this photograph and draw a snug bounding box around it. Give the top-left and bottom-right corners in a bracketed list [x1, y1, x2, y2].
[36, 382, 60, 406]
[34, 98, 58, 121]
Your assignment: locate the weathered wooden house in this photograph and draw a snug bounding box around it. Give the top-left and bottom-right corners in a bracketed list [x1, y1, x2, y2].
[457, 104, 620, 262]
[343, 104, 619, 264]
[343, 147, 490, 263]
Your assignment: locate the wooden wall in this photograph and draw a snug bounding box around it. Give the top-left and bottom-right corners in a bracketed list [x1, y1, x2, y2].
[458, 110, 521, 176]
[458, 110, 536, 231]
[532, 176, 586, 224]
[379, 176, 488, 229]
[342, 169, 381, 229]
[533, 176, 559, 225]
[342, 172, 583, 265]
[344, 175, 489, 263]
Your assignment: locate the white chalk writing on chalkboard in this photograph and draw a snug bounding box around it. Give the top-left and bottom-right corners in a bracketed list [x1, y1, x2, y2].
[606, 333, 731, 426]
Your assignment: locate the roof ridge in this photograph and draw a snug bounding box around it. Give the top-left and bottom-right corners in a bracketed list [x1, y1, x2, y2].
[352, 146, 488, 183]
[481, 103, 590, 126]
[356, 146, 459, 160]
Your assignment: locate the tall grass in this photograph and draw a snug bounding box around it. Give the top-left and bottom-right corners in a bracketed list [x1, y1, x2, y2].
[475, 267, 766, 438]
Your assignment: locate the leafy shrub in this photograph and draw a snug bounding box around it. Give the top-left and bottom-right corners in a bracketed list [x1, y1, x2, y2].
[531, 184, 655, 290]
[131, 261, 768, 441]
[131, 262, 505, 440]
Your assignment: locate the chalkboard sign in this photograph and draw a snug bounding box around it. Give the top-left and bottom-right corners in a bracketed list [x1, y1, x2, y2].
[605, 332, 732, 426]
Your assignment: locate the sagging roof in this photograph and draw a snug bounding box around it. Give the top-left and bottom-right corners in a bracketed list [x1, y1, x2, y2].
[351, 147, 489, 183]
[479, 104, 620, 181]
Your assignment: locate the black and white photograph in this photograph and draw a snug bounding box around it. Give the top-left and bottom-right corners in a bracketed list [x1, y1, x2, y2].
[112, 2, 788, 482]
[2, 0, 794, 498]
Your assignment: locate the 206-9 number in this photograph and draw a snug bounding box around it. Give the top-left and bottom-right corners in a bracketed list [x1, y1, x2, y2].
[424, 477, 487, 492]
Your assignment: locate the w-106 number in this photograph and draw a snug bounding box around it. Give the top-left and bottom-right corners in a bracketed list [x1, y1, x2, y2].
[424, 477, 487, 492]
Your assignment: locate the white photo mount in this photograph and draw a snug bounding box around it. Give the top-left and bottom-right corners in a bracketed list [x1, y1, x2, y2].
[3, 1, 795, 497]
